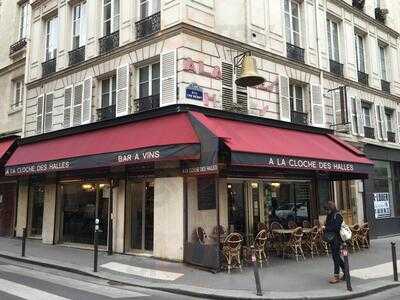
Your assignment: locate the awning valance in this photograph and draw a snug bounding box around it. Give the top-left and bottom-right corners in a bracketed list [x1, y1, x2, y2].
[0, 136, 18, 165]
[5, 114, 200, 176]
[191, 112, 373, 176]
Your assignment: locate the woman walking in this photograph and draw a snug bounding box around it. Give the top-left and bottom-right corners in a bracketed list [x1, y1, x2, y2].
[325, 201, 345, 284]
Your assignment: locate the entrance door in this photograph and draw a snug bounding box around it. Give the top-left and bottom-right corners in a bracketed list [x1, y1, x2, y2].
[0, 183, 17, 237]
[127, 181, 154, 253]
[28, 183, 45, 237]
[227, 182, 246, 234]
[336, 181, 358, 225]
[59, 182, 109, 245]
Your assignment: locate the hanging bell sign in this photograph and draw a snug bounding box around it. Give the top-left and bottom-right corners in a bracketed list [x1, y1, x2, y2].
[234, 52, 265, 87]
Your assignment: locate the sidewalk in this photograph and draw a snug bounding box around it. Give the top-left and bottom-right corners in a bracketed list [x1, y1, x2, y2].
[0, 236, 399, 299]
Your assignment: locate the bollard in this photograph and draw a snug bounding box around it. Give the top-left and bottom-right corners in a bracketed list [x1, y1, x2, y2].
[21, 228, 27, 257]
[342, 245, 352, 292]
[251, 246, 263, 296]
[391, 242, 398, 282]
[93, 220, 99, 273]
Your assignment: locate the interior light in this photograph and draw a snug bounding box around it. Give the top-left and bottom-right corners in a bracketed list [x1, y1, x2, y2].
[271, 182, 280, 187]
[251, 182, 259, 188]
[82, 183, 94, 191]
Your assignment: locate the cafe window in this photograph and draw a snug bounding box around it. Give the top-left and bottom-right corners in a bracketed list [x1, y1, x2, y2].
[373, 160, 394, 218]
[28, 183, 45, 237]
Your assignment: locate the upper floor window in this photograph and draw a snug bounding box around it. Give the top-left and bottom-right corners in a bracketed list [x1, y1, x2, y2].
[327, 19, 340, 62]
[45, 16, 58, 61]
[103, 0, 120, 35]
[19, 3, 28, 40]
[72, 2, 87, 49]
[378, 44, 388, 81]
[139, 0, 161, 19]
[284, 0, 301, 47]
[139, 62, 160, 98]
[362, 103, 372, 127]
[12, 79, 23, 110]
[351, 98, 358, 135]
[385, 108, 394, 132]
[354, 33, 365, 73]
[101, 75, 117, 108]
[289, 83, 303, 112]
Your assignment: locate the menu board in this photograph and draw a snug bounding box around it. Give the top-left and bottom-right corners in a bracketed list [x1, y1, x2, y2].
[373, 193, 392, 219]
[198, 177, 216, 210]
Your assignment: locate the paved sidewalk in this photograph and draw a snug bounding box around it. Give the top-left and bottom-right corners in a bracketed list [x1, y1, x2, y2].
[0, 236, 399, 299]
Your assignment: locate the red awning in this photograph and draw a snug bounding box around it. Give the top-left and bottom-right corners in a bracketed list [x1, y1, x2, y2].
[5, 113, 200, 176]
[191, 112, 373, 175]
[0, 137, 17, 162]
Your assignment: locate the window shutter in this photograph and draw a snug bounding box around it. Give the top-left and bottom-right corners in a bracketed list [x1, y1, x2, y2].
[82, 78, 93, 124]
[116, 65, 130, 117]
[36, 95, 44, 134]
[160, 50, 177, 106]
[44, 93, 53, 133]
[63, 86, 73, 128]
[222, 62, 233, 111]
[355, 98, 364, 137]
[380, 105, 388, 141]
[311, 85, 324, 127]
[73, 83, 83, 126]
[279, 76, 290, 121]
[235, 68, 248, 114]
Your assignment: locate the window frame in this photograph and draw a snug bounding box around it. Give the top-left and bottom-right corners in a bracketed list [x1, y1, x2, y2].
[12, 79, 24, 110]
[289, 83, 304, 113]
[19, 3, 28, 40]
[138, 62, 160, 99]
[71, 1, 87, 50]
[45, 15, 58, 61]
[361, 102, 372, 128]
[327, 18, 340, 62]
[284, 0, 302, 47]
[378, 44, 388, 81]
[138, 0, 161, 20]
[351, 97, 359, 135]
[354, 33, 366, 73]
[101, 75, 117, 108]
[103, 0, 120, 36]
[385, 108, 393, 132]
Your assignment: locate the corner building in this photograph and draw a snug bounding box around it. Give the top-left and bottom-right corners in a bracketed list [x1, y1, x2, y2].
[5, 0, 400, 265]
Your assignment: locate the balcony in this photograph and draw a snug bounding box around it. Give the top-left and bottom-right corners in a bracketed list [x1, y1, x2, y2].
[388, 131, 396, 143]
[329, 60, 344, 77]
[364, 126, 375, 139]
[9, 38, 27, 57]
[134, 94, 160, 113]
[135, 12, 161, 39]
[69, 46, 85, 66]
[286, 43, 305, 63]
[357, 71, 369, 86]
[99, 31, 119, 55]
[97, 105, 116, 121]
[375, 8, 388, 24]
[42, 58, 56, 77]
[291, 110, 308, 126]
[381, 79, 390, 94]
[352, 0, 365, 10]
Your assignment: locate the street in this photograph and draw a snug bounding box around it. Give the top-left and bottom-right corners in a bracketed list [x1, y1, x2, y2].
[358, 286, 400, 300]
[0, 258, 197, 300]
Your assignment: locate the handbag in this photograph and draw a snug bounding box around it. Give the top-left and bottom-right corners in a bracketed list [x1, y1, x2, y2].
[340, 222, 352, 241]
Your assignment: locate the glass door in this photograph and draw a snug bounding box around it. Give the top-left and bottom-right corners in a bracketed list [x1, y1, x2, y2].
[28, 183, 45, 237]
[126, 180, 154, 253]
[227, 182, 246, 234]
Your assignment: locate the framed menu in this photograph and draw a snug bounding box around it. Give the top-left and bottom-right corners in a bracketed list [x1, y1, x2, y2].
[198, 177, 216, 210]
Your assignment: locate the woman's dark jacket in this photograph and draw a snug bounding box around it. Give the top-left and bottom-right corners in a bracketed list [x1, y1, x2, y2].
[325, 209, 343, 243]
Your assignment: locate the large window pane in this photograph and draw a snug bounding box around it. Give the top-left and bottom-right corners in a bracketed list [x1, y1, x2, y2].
[29, 184, 45, 236]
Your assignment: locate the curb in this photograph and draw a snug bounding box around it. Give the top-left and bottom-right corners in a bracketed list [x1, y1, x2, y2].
[0, 252, 399, 300]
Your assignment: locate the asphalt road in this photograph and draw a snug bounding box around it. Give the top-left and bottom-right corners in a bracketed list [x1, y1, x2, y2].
[0, 259, 199, 300]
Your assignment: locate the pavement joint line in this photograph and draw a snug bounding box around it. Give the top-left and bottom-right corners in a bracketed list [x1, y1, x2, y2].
[0, 251, 399, 300]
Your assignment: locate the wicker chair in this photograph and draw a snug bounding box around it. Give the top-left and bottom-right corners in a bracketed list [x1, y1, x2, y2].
[196, 227, 207, 244]
[257, 222, 269, 232]
[283, 227, 305, 262]
[348, 224, 361, 251]
[288, 220, 297, 229]
[222, 233, 243, 274]
[357, 223, 370, 249]
[303, 226, 319, 258]
[303, 220, 311, 228]
[243, 230, 268, 267]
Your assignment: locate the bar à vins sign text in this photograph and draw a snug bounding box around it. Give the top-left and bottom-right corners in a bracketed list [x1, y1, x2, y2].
[266, 156, 355, 172]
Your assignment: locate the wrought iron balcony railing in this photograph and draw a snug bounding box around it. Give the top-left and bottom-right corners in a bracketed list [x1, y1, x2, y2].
[388, 131, 396, 143]
[69, 46, 85, 66]
[364, 126, 375, 139]
[136, 12, 161, 39]
[352, 0, 365, 10]
[357, 71, 369, 86]
[134, 94, 160, 113]
[375, 8, 388, 23]
[291, 110, 308, 125]
[287, 43, 305, 63]
[42, 58, 57, 77]
[97, 105, 116, 121]
[9, 38, 27, 56]
[99, 31, 119, 55]
[381, 79, 390, 94]
[329, 60, 344, 77]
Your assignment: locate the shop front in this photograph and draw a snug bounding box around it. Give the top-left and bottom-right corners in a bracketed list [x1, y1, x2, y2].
[364, 144, 400, 237]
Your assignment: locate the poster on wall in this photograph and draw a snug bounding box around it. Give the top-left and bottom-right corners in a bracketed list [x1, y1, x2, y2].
[373, 193, 392, 219]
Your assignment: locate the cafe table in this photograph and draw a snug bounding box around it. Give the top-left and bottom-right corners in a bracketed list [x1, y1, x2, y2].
[272, 228, 313, 235]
